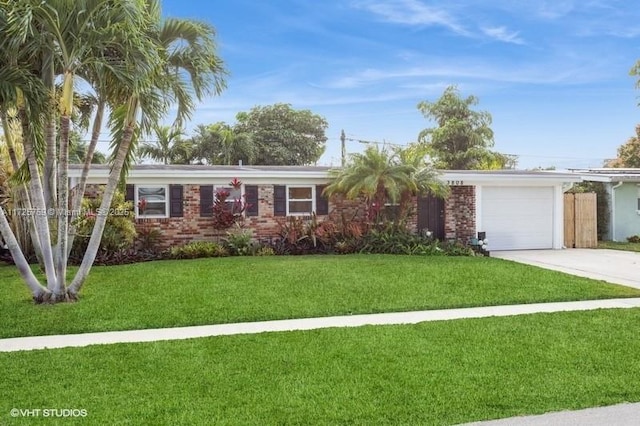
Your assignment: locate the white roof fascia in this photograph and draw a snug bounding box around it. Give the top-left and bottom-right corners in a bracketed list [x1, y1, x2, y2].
[440, 171, 582, 186]
[69, 166, 582, 186]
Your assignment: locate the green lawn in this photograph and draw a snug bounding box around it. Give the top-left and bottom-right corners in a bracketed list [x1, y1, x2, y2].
[1, 255, 639, 339]
[2, 308, 640, 425]
[599, 241, 640, 253]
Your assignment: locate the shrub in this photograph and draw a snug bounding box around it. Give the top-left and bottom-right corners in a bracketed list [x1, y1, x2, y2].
[223, 227, 253, 256]
[89, 248, 164, 266]
[441, 241, 476, 256]
[71, 190, 136, 256]
[211, 179, 249, 230]
[136, 228, 163, 252]
[627, 235, 640, 243]
[255, 246, 275, 256]
[167, 241, 228, 259]
[358, 226, 440, 255]
[272, 216, 328, 255]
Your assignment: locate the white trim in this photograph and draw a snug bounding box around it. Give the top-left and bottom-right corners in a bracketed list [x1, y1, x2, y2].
[135, 184, 169, 218]
[286, 185, 315, 216]
[475, 186, 482, 237]
[69, 165, 581, 187]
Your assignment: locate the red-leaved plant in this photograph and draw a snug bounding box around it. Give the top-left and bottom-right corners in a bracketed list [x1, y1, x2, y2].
[211, 179, 251, 230]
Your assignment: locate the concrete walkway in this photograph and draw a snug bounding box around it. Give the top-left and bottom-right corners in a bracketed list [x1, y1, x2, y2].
[460, 402, 640, 426]
[2, 297, 640, 352]
[492, 249, 640, 289]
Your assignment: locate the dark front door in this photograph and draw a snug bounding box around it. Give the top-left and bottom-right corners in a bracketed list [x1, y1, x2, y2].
[417, 194, 445, 240]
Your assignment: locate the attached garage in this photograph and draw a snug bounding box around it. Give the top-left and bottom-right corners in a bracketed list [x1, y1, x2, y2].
[439, 170, 581, 251]
[479, 186, 555, 250]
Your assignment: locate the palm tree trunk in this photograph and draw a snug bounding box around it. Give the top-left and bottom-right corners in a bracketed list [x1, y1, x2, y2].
[0, 107, 44, 265]
[0, 206, 49, 301]
[68, 121, 136, 296]
[43, 114, 57, 210]
[19, 109, 57, 290]
[67, 99, 105, 255]
[53, 114, 71, 299]
[43, 62, 57, 212]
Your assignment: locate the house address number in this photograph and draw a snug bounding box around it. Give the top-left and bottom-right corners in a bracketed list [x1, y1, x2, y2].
[447, 180, 464, 186]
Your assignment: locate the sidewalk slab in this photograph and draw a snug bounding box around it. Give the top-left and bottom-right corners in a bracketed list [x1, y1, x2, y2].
[2, 298, 640, 352]
[459, 402, 640, 426]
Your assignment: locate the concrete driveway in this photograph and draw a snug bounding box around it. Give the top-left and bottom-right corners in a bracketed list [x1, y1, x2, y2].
[491, 249, 640, 289]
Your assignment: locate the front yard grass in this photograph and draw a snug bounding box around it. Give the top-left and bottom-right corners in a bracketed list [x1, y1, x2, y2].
[1, 255, 639, 339]
[598, 241, 640, 253]
[2, 308, 640, 425]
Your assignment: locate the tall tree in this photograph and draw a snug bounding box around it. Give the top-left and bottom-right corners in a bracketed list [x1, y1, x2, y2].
[324, 145, 448, 224]
[68, 133, 107, 164]
[189, 122, 255, 165]
[417, 85, 505, 170]
[138, 125, 188, 165]
[604, 124, 640, 167]
[0, 0, 227, 303]
[234, 103, 327, 165]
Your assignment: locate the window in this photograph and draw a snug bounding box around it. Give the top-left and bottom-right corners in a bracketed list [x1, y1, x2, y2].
[215, 186, 243, 213]
[637, 185, 640, 212]
[383, 202, 400, 221]
[136, 185, 168, 218]
[287, 186, 314, 216]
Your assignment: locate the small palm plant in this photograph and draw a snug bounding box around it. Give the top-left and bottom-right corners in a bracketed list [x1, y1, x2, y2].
[324, 144, 448, 227]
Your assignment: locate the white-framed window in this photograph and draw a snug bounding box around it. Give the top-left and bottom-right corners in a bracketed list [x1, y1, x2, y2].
[214, 185, 243, 213]
[136, 185, 169, 218]
[287, 185, 315, 216]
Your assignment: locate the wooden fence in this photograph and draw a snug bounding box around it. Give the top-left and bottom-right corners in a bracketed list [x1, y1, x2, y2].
[564, 193, 597, 248]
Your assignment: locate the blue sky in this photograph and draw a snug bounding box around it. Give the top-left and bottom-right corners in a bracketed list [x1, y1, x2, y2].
[159, 0, 640, 169]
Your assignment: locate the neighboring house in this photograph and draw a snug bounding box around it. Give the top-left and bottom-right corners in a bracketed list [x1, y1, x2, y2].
[69, 165, 581, 251]
[572, 168, 640, 241]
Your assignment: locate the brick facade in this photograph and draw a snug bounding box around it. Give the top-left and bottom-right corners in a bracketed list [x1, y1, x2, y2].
[444, 185, 476, 242]
[84, 183, 476, 248]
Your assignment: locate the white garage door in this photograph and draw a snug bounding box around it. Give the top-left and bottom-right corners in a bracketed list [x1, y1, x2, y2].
[480, 186, 554, 251]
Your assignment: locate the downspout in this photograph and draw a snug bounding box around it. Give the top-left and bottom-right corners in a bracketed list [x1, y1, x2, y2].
[611, 181, 623, 241]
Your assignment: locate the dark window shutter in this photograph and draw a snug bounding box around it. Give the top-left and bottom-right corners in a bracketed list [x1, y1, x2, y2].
[200, 185, 213, 217]
[316, 185, 328, 215]
[245, 185, 259, 217]
[125, 184, 134, 202]
[274, 185, 286, 216]
[169, 185, 183, 218]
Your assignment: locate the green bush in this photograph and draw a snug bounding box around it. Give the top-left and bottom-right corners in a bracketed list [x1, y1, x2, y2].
[223, 227, 254, 256]
[358, 226, 441, 255]
[441, 241, 476, 256]
[255, 246, 275, 256]
[71, 191, 136, 255]
[167, 241, 228, 259]
[136, 228, 163, 252]
[627, 235, 640, 243]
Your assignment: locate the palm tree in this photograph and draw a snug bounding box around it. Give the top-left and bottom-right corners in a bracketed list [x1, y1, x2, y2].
[209, 123, 255, 165]
[0, 0, 227, 302]
[68, 2, 227, 296]
[324, 145, 448, 225]
[138, 125, 187, 164]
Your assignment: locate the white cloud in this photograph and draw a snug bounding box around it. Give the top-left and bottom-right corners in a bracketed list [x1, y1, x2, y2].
[482, 26, 525, 44]
[323, 58, 610, 91]
[353, 0, 469, 35]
